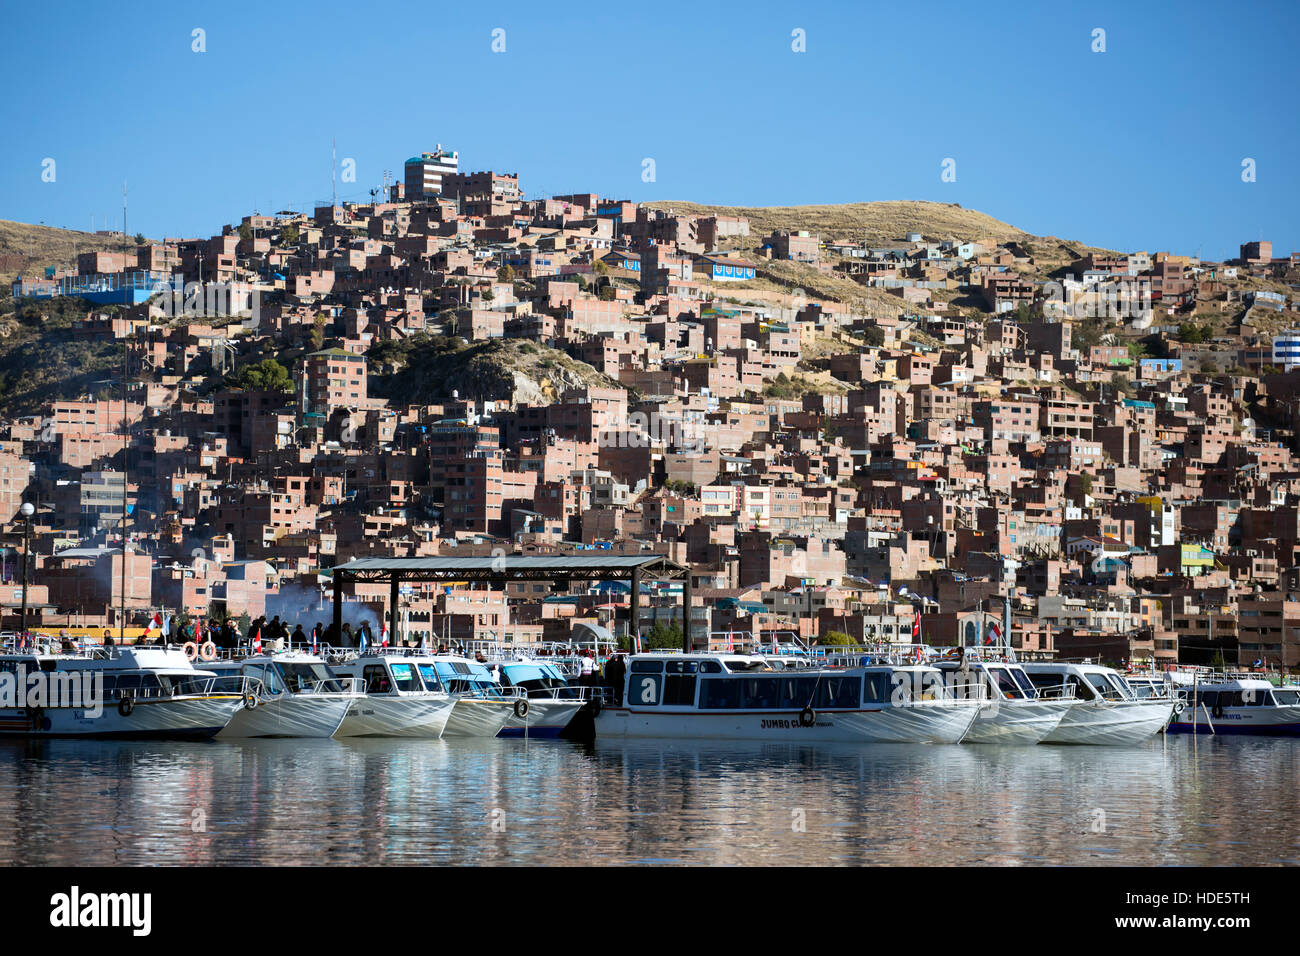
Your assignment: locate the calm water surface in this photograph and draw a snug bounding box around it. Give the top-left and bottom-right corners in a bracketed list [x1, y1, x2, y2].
[0, 735, 1295, 865]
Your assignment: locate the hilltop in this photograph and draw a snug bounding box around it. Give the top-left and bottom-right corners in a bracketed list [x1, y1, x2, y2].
[0, 219, 134, 284]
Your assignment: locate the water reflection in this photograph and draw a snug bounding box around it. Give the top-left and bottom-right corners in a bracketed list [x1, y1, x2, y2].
[0, 736, 1294, 865]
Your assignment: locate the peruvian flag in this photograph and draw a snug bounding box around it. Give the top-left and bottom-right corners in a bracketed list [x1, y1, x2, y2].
[912, 609, 921, 641]
[148, 611, 164, 635]
[988, 621, 1003, 645]
[251, 625, 262, 655]
[381, 623, 389, 648]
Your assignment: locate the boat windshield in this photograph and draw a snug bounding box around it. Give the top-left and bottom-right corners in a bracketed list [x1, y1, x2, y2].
[1274, 689, 1300, 705]
[986, 666, 1029, 700]
[416, 664, 444, 692]
[387, 662, 422, 693]
[432, 660, 504, 697]
[1086, 673, 1130, 701]
[1008, 667, 1038, 698]
[500, 664, 569, 693]
[275, 661, 347, 694]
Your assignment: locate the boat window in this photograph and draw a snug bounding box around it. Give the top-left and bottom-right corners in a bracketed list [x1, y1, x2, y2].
[662, 672, 697, 706]
[416, 664, 444, 691]
[252, 665, 286, 695]
[276, 662, 345, 694]
[699, 679, 741, 709]
[987, 667, 1026, 700]
[777, 676, 817, 708]
[1008, 668, 1038, 698]
[815, 676, 862, 709]
[1244, 687, 1272, 706]
[700, 661, 722, 674]
[362, 664, 392, 694]
[664, 660, 699, 675]
[1199, 691, 1219, 708]
[1273, 689, 1300, 705]
[738, 677, 781, 709]
[115, 673, 142, 695]
[388, 663, 422, 693]
[99, 675, 118, 694]
[863, 673, 892, 704]
[631, 660, 663, 673]
[630, 672, 662, 705]
[1085, 674, 1125, 701]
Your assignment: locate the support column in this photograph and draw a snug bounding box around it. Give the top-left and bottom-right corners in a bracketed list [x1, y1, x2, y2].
[681, 572, 692, 653]
[390, 574, 401, 646]
[629, 566, 641, 651]
[332, 572, 343, 647]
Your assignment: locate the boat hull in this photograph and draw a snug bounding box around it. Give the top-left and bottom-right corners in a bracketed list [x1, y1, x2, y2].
[498, 699, 585, 738]
[218, 695, 355, 738]
[594, 702, 980, 743]
[963, 699, 1073, 745]
[1042, 699, 1175, 745]
[443, 698, 514, 737]
[0, 696, 242, 739]
[334, 696, 455, 738]
[1167, 702, 1300, 736]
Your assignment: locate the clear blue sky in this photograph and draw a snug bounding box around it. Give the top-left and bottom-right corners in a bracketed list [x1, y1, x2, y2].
[1, 0, 1296, 259]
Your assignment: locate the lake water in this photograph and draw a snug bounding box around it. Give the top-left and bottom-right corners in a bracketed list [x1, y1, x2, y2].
[0, 735, 1296, 866]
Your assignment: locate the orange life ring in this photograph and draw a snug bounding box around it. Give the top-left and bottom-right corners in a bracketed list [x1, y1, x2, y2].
[182, 641, 199, 661]
[199, 641, 217, 661]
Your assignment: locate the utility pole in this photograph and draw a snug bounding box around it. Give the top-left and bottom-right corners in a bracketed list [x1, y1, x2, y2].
[120, 182, 129, 643]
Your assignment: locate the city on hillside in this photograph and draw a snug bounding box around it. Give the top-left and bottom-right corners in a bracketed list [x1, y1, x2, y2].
[3, 142, 1300, 670]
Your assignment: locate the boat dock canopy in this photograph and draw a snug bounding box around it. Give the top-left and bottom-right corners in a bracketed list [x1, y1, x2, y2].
[329, 554, 692, 651]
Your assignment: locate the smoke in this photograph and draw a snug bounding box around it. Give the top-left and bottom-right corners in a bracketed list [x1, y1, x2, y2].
[264, 581, 380, 633]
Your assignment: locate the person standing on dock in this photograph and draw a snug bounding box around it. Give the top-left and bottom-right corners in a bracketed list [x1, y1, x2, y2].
[605, 654, 626, 706]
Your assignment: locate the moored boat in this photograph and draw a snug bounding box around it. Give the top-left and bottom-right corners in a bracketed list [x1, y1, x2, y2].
[1021, 662, 1178, 745]
[329, 653, 459, 737]
[0, 645, 247, 739]
[1167, 677, 1300, 736]
[196, 650, 362, 738]
[596, 652, 981, 743]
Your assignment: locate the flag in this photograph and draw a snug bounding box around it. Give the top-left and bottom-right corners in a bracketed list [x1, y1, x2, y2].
[251, 625, 262, 655]
[989, 621, 1003, 645]
[310, 630, 318, 655]
[381, 622, 389, 648]
[148, 612, 164, 635]
[912, 609, 921, 641]
[161, 610, 171, 639]
[358, 627, 368, 653]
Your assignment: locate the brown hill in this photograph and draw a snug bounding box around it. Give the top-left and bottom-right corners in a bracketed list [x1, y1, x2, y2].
[0, 220, 133, 285]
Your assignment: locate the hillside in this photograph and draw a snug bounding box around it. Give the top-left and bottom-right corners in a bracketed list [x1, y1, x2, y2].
[369, 335, 622, 406]
[0, 219, 133, 284]
[0, 296, 121, 416]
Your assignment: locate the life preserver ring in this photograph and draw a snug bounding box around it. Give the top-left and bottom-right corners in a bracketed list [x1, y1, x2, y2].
[199, 641, 217, 661]
[1212, 702, 1224, 719]
[1173, 701, 1186, 716]
[513, 698, 530, 719]
[244, 692, 259, 710]
[118, 696, 134, 717]
[182, 641, 199, 661]
[799, 706, 816, 727]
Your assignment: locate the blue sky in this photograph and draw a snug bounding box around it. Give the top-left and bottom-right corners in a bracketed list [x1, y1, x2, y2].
[1, 0, 1296, 258]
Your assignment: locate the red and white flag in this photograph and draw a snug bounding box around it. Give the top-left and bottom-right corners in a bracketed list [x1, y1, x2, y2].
[148, 612, 164, 634]
[251, 625, 262, 654]
[912, 609, 921, 641]
[381, 623, 389, 648]
[989, 621, 1003, 644]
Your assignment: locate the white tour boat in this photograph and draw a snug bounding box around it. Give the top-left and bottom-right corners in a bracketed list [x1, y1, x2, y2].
[596, 652, 982, 743]
[932, 651, 1074, 745]
[196, 650, 363, 738]
[328, 653, 460, 737]
[414, 654, 518, 737]
[0, 645, 248, 738]
[1167, 677, 1300, 736]
[1020, 662, 1179, 745]
[486, 657, 591, 738]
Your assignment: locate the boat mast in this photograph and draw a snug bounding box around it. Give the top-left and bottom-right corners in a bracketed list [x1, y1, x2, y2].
[119, 181, 129, 644]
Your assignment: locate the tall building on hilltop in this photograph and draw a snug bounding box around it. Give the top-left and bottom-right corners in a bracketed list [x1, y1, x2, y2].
[404, 145, 459, 199]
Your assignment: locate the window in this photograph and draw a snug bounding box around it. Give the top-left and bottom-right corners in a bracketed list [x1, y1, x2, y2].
[362, 664, 391, 694]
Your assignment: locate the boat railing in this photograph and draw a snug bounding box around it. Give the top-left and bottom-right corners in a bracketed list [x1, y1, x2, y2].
[299, 677, 366, 696]
[522, 684, 611, 703]
[1032, 682, 1079, 701]
[110, 674, 263, 701]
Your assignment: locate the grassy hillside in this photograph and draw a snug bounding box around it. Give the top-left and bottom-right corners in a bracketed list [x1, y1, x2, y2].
[0, 220, 133, 284]
[0, 296, 121, 416]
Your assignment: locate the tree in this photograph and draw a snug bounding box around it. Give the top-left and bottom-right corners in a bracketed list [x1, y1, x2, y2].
[644, 620, 684, 649]
[497, 264, 515, 282]
[593, 259, 609, 277]
[310, 314, 327, 351]
[238, 222, 252, 242]
[861, 325, 886, 347]
[227, 357, 293, 392]
[133, 232, 145, 246]
[281, 223, 300, 245]
[822, 630, 861, 649]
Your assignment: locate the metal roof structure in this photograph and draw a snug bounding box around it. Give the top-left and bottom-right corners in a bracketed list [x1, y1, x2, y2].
[331, 554, 687, 582]
[328, 553, 693, 651]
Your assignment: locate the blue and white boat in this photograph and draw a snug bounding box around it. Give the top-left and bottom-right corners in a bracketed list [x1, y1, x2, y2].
[487, 658, 590, 738]
[1167, 677, 1300, 736]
